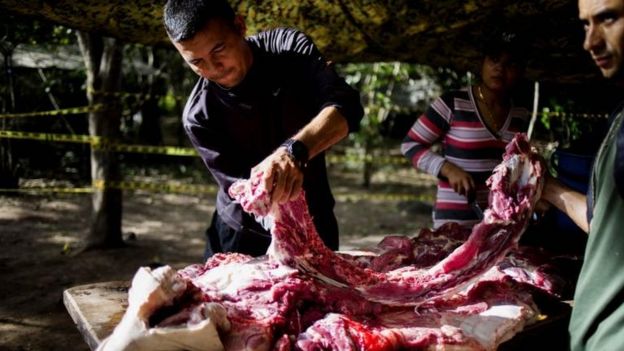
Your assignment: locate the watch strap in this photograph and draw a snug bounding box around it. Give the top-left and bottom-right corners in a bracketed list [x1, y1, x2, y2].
[281, 138, 308, 169]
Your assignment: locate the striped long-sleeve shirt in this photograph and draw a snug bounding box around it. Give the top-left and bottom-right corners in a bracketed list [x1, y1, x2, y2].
[401, 86, 528, 228]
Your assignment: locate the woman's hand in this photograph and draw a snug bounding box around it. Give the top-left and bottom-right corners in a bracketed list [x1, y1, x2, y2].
[439, 161, 475, 197]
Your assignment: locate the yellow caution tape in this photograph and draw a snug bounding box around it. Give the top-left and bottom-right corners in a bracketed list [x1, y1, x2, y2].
[0, 179, 434, 202]
[0, 187, 93, 194]
[0, 105, 103, 119]
[0, 180, 216, 195]
[103, 144, 197, 156]
[543, 111, 609, 119]
[0, 130, 94, 144]
[334, 192, 434, 202]
[0, 130, 198, 156]
[0, 130, 414, 164]
[92, 179, 217, 194]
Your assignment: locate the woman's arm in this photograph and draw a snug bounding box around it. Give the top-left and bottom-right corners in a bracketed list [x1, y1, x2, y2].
[401, 96, 452, 177]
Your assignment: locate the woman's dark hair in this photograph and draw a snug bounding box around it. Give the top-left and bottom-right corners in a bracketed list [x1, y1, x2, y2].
[164, 0, 235, 42]
[482, 30, 528, 67]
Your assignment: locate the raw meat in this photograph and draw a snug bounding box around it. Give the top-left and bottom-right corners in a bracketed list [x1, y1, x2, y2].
[229, 133, 544, 305]
[99, 134, 556, 351]
[101, 253, 547, 350]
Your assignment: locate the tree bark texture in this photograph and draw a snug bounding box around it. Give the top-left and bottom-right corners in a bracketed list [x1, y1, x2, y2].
[77, 31, 124, 248]
[0, 45, 18, 188]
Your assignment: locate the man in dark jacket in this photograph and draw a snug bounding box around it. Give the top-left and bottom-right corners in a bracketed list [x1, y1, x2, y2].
[163, 0, 364, 258]
[540, 0, 624, 349]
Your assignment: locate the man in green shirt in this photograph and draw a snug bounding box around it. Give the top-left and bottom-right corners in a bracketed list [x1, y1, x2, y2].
[541, 0, 624, 349]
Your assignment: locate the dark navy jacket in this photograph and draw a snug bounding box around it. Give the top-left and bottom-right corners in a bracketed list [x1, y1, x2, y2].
[183, 28, 363, 235]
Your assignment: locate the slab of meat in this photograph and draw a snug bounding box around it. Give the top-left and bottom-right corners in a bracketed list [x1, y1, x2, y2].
[229, 133, 544, 305]
[99, 134, 555, 351]
[100, 253, 546, 351]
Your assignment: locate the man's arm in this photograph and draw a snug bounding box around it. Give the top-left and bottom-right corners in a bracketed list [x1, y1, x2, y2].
[253, 105, 349, 204]
[541, 176, 589, 233]
[294, 105, 348, 159]
[250, 29, 363, 205]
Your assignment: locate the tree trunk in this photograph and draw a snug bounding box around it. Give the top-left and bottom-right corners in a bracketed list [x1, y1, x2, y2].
[77, 32, 124, 248]
[138, 47, 163, 146]
[0, 45, 18, 189]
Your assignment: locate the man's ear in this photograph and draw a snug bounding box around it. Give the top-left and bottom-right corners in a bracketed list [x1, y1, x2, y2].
[233, 15, 247, 36]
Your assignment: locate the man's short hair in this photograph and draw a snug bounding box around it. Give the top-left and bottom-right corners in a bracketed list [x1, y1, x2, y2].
[163, 0, 235, 42]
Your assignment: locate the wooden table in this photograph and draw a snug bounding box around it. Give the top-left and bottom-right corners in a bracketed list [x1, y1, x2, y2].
[64, 281, 572, 351]
[64, 281, 129, 350]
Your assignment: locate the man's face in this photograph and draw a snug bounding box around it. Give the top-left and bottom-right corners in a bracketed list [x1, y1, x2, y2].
[172, 17, 252, 88]
[579, 0, 624, 80]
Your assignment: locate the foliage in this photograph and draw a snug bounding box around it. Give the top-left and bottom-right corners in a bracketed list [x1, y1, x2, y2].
[0, 13, 76, 50]
[538, 97, 609, 153]
[341, 63, 401, 152]
[337, 62, 467, 186]
[1, 8, 475, 191]
[117, 44, 197, 156]
[0, 13, 202, 185]
[0, 14, 84, 186]
[539, 99, 579, 147]
[340, 62, 469, 150]
[159, 91, 179, 113]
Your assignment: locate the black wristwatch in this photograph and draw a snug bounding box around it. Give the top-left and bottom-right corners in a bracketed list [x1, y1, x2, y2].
[281, 138, 309, 169]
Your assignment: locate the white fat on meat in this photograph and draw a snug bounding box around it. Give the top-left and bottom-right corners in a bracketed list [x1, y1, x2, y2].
[192, 260, 297, 298]
[441, 304, 536, 350]
[96, 266, 230, 351]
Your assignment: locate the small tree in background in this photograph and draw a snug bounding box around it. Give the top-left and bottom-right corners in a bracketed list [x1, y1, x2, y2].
[340, 62, 463, 187]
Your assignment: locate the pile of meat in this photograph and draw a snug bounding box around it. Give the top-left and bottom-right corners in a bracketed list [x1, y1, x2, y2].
[99, 134, 565, 351]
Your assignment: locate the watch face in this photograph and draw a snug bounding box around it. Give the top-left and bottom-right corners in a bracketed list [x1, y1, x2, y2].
[283, 139, 308, 165]
[290, 140, 307, 161]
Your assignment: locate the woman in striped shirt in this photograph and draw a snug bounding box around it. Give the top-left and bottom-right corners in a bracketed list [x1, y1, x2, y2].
[401, 33, 529, 229]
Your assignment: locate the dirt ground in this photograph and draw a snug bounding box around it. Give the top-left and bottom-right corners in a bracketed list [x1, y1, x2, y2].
[0, 169, 435, 351]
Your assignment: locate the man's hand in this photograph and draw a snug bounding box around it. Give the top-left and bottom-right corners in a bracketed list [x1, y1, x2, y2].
[251, 147, 304, 205]
[439, 161, 475, 197]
